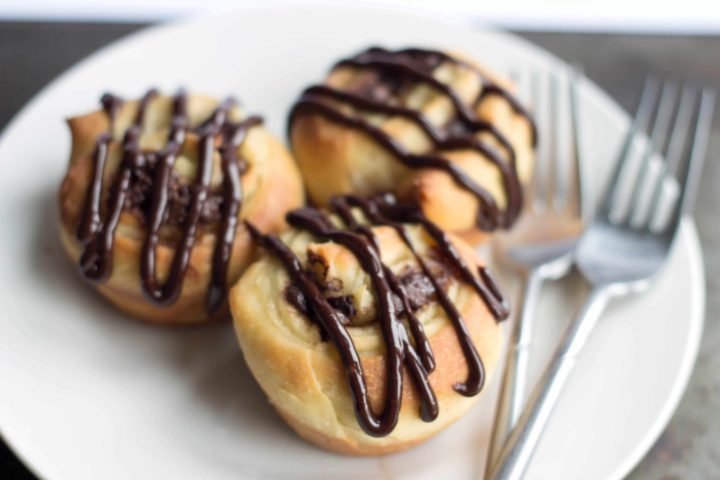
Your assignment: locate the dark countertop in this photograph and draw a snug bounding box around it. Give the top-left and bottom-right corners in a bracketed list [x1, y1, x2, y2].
[1, 21, 718, 480]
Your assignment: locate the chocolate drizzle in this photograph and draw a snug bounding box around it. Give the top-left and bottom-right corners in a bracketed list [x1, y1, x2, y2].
[248, 193, 508, 437]
[289, 46, 537, 231]
[76, 89, 262, 313]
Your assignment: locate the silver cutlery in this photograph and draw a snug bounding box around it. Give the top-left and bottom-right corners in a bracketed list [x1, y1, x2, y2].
[486, 67, 586, 473]
[488, 78, 715, 480]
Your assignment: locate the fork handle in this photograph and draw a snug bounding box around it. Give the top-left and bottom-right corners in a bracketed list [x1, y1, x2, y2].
[487, 287, 611, 480]
[485, 269, 545, 472]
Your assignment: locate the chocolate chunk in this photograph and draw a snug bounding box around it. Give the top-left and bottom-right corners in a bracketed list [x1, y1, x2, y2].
[118, 156, 225, 226]
[124, 166, 154, 220]
[327, 295, 356, 319]
[284, 285, 351, 336]
[399, 270, 437, 311]
[165, 178, 192, 225]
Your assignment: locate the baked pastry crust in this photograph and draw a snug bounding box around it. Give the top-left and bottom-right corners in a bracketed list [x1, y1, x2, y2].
[289, 47, 535, 243]
[230, 203, 504, 454]
[59, 92, 304, 325]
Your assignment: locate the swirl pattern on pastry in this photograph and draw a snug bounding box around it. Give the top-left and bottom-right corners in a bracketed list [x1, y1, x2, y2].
[59, 89, 304, 325]
[231, 194, 507, 453]
[289, 46, 536, 240]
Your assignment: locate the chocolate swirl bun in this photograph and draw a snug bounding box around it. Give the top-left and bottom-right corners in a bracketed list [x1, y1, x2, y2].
[230, 194, 506, 454]
[59, 89, 303, 325]
[289, 47, 536, 242]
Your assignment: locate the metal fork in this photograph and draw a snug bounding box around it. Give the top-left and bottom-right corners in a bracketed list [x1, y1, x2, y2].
[486, 67, 586, 472]
[488, 79, 716, 480]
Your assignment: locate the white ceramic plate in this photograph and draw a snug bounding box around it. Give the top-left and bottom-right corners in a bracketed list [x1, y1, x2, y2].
[0, 5, 704, 480]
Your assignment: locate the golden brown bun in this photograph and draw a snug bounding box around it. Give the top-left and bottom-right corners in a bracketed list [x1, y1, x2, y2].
[290, 48, 535, 243]
[230, 218, 503, 454]
[59, 93, 304, 325]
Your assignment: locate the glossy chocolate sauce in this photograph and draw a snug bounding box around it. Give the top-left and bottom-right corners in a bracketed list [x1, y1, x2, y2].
[76, 89, 262, 313]
[289, 46, 537, 230]
[248, 193, 508, 436]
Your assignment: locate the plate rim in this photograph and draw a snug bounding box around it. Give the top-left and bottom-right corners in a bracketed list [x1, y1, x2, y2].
[0, 5, 706, 479]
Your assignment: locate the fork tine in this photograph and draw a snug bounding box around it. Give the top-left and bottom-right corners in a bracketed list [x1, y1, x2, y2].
[645, 85, 697, 230]
[625, 80, 679, 225]
[666, 86, 700, 175]
[598, 77, 661, 218]
[666, 87, 716, 232]
[566, 65, 585, 220]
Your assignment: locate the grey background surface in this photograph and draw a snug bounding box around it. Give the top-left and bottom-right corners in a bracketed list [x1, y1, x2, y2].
[0, 22, 717, 479]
